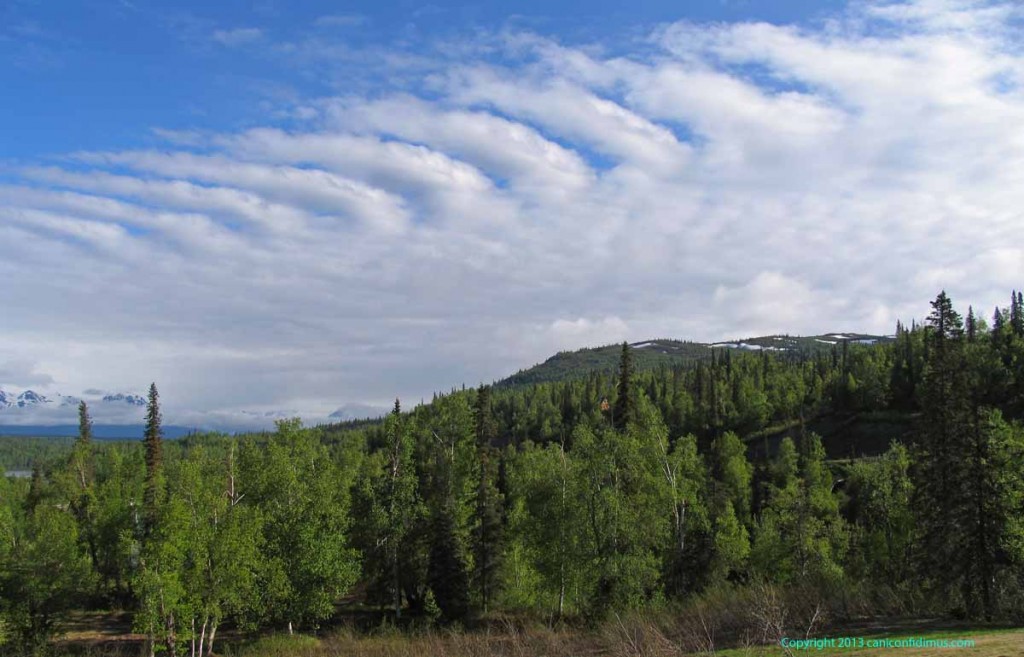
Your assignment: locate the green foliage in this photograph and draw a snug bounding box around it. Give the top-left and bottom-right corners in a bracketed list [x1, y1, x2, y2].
[0, 436, 74, 473]
[352, 404, 421, 618]
[9, 288, 1024, 652]
[572, 418, 664, 617]
[844, 442, 914, 585]
[0, 475, 94, 651]
[711, 432, 753, 525]
[240, 419, 359, 630]
[504, 440, 585, 615]
[710, 500, 750, 582]
[751, 434, 847, 584]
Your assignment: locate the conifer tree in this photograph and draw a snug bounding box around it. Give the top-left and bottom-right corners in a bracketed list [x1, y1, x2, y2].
[613, 342, 635, 431]
[910, 291, 1013, 617]
[428, 503, 470, 622]
[473, 448, 504, 614]
[74, 401, 94, 489]
[474, 385, 498, 448]
[1011, 291, 1023, 337]
[70, 401, 99, 581]
[914, 293, 968, 561]
[472, 385, 504, 613]
[142, 383, 163, 534]
[381, 399, 418, 619]
[992, 306, 1007, 343]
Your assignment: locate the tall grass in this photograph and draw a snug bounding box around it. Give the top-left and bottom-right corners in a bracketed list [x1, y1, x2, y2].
[56, 581, 956, 657]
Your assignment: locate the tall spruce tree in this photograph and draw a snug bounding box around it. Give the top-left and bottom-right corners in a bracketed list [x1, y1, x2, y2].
[382, 399, 418, 619]
[142, 383, 163, 534]
[472, 385, 504, 614]
[73, 401, 94, 490]
[474, 385, 498, 448]
[428, 502, 470, 622]
[69, 401, 99, 582]
[911, 291, 1007, 617]
[613, 342, 635, 431]
[1011, 291, 1023, 337]
[473, 448, 504, 614]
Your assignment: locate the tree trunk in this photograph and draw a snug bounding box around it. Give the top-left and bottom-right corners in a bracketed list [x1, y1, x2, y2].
[165, 611, 176, 657]
[393, 548, 402, 619]
[206, 621, 218, 657]
[198, 617, 208, 657]
[558, 441, 568, 619]
[558, 573, 565, 618]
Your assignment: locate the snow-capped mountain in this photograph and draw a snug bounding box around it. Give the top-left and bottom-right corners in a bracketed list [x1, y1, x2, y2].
[15, 390, 51, 407]
[0, 385, 389, 435]
[0, 388, 152, 435]
[0, 389, 143, 411]
[102, 393, 146, 406]
[0, 390, 60, 408]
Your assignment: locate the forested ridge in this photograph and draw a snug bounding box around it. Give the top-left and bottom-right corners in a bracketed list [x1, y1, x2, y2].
[2, 290, 1024, 655]
[496, 332, 889, 388]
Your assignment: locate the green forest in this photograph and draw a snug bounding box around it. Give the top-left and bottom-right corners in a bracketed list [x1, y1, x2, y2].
[3, 290, 1024, 656]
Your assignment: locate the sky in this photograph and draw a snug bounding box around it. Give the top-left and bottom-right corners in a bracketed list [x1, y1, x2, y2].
[1, 0, 1023, 429]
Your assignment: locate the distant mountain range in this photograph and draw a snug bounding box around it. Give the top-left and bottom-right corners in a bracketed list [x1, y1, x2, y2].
[0, 389, 147, 410]
[0, 386, 389, 438]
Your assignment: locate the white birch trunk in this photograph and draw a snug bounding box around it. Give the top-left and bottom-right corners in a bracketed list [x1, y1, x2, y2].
[206, 621, 217, 657]
[198, 616, 208, 657]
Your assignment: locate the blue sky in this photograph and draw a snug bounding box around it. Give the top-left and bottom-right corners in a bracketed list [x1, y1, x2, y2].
[2, 0, 1023, 429]
[2, 0, 848, 158]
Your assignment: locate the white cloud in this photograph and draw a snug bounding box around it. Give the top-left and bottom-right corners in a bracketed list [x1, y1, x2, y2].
[0, 361, 54, 388]
[4, 0, 1024, 428]
[549, 316, 630, 346]
[211, 27, 263, 46]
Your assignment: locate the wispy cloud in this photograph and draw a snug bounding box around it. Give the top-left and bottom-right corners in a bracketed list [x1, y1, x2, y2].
[211, 27, 263, 46]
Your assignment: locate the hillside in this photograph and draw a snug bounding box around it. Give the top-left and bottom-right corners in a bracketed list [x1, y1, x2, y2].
[497, 332, 892, 387]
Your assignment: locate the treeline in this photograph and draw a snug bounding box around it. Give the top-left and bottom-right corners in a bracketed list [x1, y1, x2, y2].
[2, 291, 1024, 655]
[0, 438, 75, 474]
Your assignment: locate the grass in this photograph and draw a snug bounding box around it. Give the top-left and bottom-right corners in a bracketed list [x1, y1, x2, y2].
[51, 583, 1024, 657]
[707, 627, 1024, 656]
[51, 622, 1024, 657]
[198, 625, 1024, 657]
[235, 633, 321, 656]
